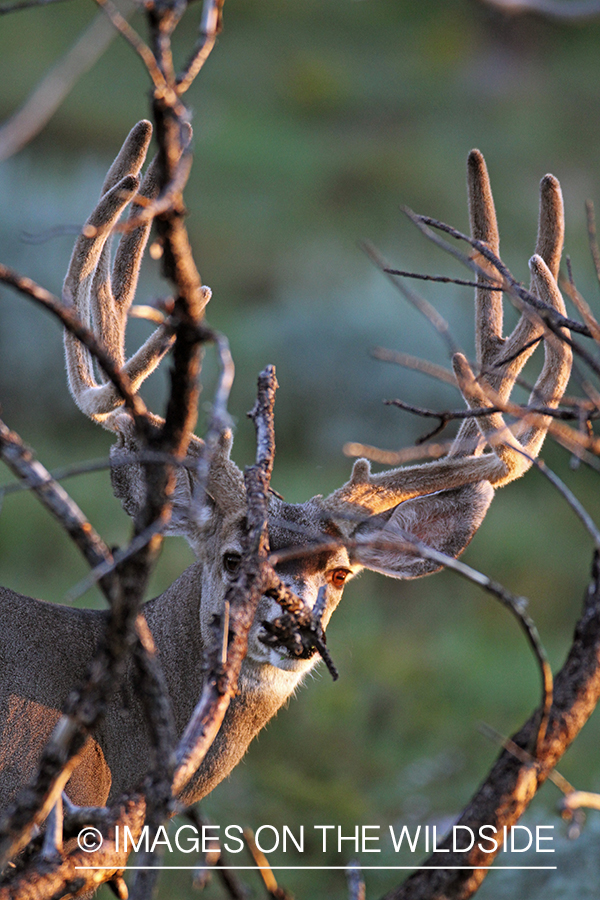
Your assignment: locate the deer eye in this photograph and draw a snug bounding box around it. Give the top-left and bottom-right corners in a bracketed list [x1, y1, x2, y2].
[329, 568, 350, 588]
[223, 552, 242, 575]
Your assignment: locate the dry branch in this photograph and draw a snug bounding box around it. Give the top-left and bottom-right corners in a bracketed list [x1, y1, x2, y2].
[172, 365, 278, 798]
[383, 551, 600, 900]
[0, 263, 149, 425]
[0, 0, 135, 161]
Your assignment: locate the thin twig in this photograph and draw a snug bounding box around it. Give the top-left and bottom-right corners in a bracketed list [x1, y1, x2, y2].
[64, 514, 170, 603]
[346, 860, 366, 900]
[128, 620, 177, 900]
[262, 582, 339, 679]
[0, 263, 149, 423]
[477, 721, 588, 836]
[361, 240, 460, 356]
[404, 208, 590, 337]
[489, 334, 543, 369]
[92, 0, 171, 98]
[561, 790, 600, 812]
[111, 152, 193, 235]
[172, 367, 278, 797]
[585, 199, 600, 290]
[243, 828, 293, 900]
[534, 459, 600, 550]
[0, 0, 72, 12]
[406, 209, 600, 395]
[185, 808, 248, 900]
[372, 347, 456, 385]
[383, 267, 502, 290]
[360, 530, 553, 756]
[0, 418, 113, 572]
[0, 450, 201, 498]
[177, 0, 224, 94]
[385, 396, 595, 425]
[562, 264, 600, 345]
[0, 0, 135, 161]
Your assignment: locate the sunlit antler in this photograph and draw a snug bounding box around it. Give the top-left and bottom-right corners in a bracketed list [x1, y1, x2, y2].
[323, 151, 572, 559]
[448, 148, 568, 477]
[63, 120, 175, 426]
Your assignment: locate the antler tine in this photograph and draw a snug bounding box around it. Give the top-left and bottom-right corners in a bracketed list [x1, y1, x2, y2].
[64, 122, 178, 428]
[101, 119, 153, 197]
[451, 254, 571, 487]
[450, 156, 565, 461]
[87, 121, 153, 358]
[518, 253, 572, 447]
[111, 121, 192, 316]
[467, 148, 503, 365]
[92, 155, 172, 384]
[111, 154, 160, 316]
[92, 122, 156, 370]
[535, 174, 564, 280]
[497, 172, 564, 380]
[324, 153, 571, 523]
[64, 174, 141, 421]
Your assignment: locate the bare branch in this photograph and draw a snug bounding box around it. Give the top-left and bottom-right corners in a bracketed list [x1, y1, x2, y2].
[383, 550, 600, 900]
[561, 789, 600, 812]
[385, 396, 595, 426]
[110, 151, 194, 235]
[404, 208, 589, 336]
[263, 582, 339, 680]
[0, 0, 135, 161]
[361, 239, 460, 356]
[361, 530, 553, 756]
[534, 459, 600, 550]
[0, 418, 113, 572]
[372, 347, 456, 385]
[0, 0, 73, 13]
[0, 798, 146, 898]
[177, 0, 225, 94]
[91, 0, 174, 101]
[383, 266, 501, 290]
[562, 266, 600, 345]
[346, 860, 366, 900]
[243, 827, 293, 900]
[0, 263, 149, 424]
[585, 199, 600, 289]
[172, 367, 278, 798]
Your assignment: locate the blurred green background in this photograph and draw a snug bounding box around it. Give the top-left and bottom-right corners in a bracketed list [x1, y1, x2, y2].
[2, 1, 600, 897]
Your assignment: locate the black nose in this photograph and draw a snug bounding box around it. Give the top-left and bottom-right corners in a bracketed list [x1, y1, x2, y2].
[259, 618, 318, 660]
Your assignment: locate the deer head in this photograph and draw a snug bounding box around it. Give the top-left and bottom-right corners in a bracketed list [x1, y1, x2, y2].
[63, 123, 572, 685]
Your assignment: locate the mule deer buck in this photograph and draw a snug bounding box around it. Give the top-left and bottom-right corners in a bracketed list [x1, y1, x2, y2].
[0, 123, 571, 814]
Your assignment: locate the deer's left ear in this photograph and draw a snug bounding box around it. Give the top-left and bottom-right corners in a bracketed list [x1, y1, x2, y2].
[350, 481, 494, 578]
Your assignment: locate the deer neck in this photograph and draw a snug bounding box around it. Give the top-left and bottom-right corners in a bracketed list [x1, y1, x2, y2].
[140, 562, 311, 805]
[141, 562, 206, 735]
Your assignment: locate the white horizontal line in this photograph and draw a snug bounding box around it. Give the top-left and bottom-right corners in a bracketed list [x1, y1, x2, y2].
[75, 865, 558, 871]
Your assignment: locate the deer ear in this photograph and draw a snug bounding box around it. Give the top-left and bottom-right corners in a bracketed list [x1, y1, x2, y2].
[351, 481, 494, 578]
[109, 412, 204, 538]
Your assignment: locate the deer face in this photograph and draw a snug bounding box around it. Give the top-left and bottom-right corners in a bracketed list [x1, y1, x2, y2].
[72, 123, 571, 693]
[252, 496, 360, 672]
[196, 491, 359, 676]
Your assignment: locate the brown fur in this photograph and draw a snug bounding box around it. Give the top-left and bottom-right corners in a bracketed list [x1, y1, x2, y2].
[0, 129, 572, 815]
